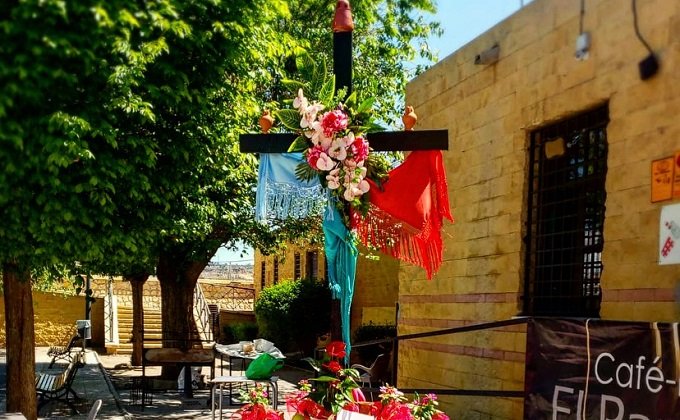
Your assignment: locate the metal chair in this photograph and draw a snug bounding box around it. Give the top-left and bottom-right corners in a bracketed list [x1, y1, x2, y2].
[350, 353, 389, 392]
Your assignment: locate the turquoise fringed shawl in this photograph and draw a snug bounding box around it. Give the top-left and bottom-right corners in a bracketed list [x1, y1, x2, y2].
[255, 153, 325, 222]
[323, 205, 358, 362]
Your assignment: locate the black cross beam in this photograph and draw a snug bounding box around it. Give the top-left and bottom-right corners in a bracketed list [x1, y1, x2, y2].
[239, 1, 448, 153]
[239, 0, 448, 343]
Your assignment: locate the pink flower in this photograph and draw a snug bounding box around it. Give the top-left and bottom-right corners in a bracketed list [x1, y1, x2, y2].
[350, 135, 369, 163]
[320, 110, 348, 137]
[352, 388, 366, 403]
[306, 146, 324, 169]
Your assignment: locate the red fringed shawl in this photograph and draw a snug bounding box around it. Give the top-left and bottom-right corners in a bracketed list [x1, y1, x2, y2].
[352, 150, 453, 279]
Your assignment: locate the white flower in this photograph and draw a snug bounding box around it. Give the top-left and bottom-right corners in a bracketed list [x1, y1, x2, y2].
[316, 153, 336, 171]
[300, 102, 324, 129]
[358, 179, 370, 193]
[329, 137, 348, 161]
[326, 168, 341, 189]
[311, 121, 332, 149]
[293, 89, 308, 110]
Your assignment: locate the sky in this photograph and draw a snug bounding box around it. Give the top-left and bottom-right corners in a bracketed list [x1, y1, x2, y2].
[212, 1, 532, 264]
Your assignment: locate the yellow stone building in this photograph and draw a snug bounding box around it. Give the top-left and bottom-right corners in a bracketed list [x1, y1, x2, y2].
[258, 0, 680, 417]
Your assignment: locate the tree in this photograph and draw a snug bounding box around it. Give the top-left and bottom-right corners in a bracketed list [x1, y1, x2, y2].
[0, 0, 290, 415]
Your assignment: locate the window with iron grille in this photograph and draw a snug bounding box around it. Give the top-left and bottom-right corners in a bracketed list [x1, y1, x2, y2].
[306, 251, 319, 281]
[260, 261, 266, 290]
[294, 253, 301, 280]
[523, 105, 608, 317]
[273, 257, 279, 284]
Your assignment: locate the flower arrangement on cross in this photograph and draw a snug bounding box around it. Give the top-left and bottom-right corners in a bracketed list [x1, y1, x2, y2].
[273, 53, 391, 226]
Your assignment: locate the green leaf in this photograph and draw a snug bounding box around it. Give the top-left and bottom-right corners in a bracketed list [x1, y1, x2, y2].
[295, 161, 319, 182]
[344, 91, 357, 109]
[287, 136, 309, 153]
[309, 56, 327, 95]
[296, 53, 315, 81]
[281, 78, 306, 91]
[310, 375, 340, 383]
[318, 76, 335, 106]
[357, 97, 376, 114]
[274, 109, 301, 131]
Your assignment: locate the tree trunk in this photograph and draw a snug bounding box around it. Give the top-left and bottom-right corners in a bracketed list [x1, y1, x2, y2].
[126, 273, 149, 367]
[3, 262, 37, 420]
[156, 249, 209, 384]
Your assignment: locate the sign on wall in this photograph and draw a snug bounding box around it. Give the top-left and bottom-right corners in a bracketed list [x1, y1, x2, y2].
[525, 318, 680, 420]
[659, 203, 680, 265]
[651, 152, 680, 203]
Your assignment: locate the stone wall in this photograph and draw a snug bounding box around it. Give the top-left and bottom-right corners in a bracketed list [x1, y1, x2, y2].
[0, 291, 104, 348]
[402, 0, 680, 418]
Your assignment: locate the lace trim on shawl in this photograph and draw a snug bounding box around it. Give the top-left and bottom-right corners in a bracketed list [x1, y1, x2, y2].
[260, 181, 326, 221]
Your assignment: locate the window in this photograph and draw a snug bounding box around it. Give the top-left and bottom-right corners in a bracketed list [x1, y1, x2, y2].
[273, 257, 279, 284]
[523, 105, 608, 317]
[306, 251, 319, 281]
[260, 262, 266, 290]
[294, 253, 301, 280]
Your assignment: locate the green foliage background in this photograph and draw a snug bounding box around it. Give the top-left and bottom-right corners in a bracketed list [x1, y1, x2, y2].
[254, 279, 332, 355]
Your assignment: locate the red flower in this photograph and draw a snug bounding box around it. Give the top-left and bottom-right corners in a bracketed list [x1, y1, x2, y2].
[320, 110, 348, 137]
[432, 412, 450, 420]
[307, 145, 324, 168]
[297, 398, 330, 419]
[325, 341, 346, 359]
[377, 401, 414, 420]
[322, 360, 342, 374]
[343, 402, 360, 412]
[350, 136, 369, 163]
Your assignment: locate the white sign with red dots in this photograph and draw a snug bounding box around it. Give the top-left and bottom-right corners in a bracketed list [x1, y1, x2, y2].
[659, 203, 680, 265]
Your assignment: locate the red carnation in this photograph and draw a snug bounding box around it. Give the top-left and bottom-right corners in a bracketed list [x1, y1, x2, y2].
[325, 341, 346, 359]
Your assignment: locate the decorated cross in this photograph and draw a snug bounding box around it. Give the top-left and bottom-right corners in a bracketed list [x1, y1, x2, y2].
[239, 0, 450, 349]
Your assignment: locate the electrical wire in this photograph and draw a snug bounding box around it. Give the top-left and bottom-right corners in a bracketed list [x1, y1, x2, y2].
[632, 0, 654, 54]
[579, 0, 585, 34]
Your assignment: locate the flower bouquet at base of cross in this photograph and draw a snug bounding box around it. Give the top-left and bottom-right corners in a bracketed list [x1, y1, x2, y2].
[272, 53, 391, 227]
[236, 383, 283, 420]
[343, 385, 450, 420]
[285, 341, 366, 420]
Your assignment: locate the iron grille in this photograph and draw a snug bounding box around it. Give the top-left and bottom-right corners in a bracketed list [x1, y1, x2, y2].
[524, 105, 609, 317]
[307, 251, 319, 280]
[260, 262, 266, 290]
[273, 257, 279, 284]
[294, 253, 301, 280]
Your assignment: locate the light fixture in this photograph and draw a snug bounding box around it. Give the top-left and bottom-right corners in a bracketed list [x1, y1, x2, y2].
[474, 44, 500, 65]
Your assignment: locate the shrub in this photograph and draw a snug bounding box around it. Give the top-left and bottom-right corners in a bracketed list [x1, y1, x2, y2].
[255, 278, 331, 355]
[352, 322, 396, 365]
[223, 322, 258, 343]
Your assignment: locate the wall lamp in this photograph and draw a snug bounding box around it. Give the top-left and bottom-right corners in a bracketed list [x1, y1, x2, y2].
[474, 44, 500, 65]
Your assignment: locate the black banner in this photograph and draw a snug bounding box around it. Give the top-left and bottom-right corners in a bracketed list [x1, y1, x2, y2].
[525, 318, 680, 420]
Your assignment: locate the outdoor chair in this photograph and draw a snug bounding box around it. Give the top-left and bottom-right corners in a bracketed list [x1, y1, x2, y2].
[350, 353, 389, 394]
[36, 351, 85, 414]
[47, 333, 81, 368]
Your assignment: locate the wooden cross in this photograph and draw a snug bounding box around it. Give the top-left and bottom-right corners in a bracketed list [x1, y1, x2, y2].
[239, 0, 448, 342]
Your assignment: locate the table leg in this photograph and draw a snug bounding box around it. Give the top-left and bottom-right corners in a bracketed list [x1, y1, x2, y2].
[211, 384, 216, 420]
